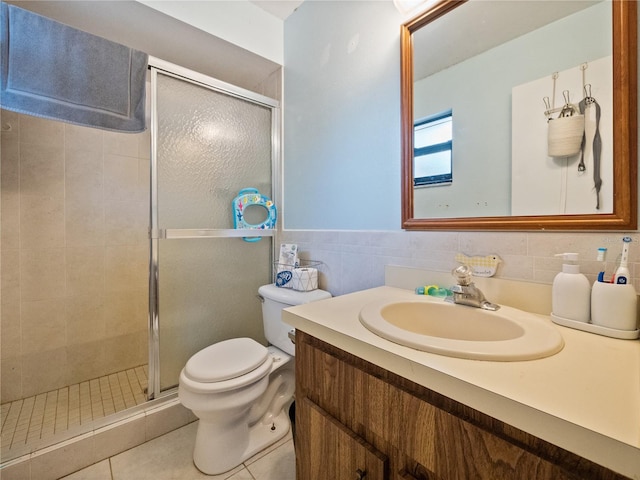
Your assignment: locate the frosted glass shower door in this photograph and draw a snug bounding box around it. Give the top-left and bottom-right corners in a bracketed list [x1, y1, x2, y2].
[150, 66, 278, 396]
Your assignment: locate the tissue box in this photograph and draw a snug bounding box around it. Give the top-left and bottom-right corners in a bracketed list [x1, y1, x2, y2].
[291, 267, 318, 292]
[275, 244, 298, 288]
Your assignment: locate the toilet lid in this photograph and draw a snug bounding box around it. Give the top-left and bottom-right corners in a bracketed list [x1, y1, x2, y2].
[184, 338, 269, 383]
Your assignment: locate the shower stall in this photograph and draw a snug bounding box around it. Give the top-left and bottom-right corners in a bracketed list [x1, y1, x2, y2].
[0, 59, 279, 462]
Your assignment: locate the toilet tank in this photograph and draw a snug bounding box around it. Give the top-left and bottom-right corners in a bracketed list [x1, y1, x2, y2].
[258, 284, 331, 356]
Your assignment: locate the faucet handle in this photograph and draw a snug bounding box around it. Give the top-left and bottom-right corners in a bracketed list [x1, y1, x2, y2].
[452, 265, 473, 286]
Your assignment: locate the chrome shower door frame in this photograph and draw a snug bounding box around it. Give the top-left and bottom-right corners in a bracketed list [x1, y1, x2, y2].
[147, 56, 281, 400]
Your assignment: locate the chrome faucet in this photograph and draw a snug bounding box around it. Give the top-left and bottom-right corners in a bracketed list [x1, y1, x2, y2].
[448, 265, 500, 311]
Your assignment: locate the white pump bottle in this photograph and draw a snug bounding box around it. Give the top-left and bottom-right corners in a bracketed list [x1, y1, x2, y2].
[551, 253, 591, 323]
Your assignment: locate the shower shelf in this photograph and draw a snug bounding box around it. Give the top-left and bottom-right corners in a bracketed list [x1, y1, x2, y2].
[154, 228, 275, 240]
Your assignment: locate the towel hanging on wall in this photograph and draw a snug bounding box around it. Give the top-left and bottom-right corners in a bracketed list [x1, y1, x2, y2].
[0, 4, 148, 133]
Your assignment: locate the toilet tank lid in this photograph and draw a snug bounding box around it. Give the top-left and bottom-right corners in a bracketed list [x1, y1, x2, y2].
[258, 284, 332, 305]
[184, 337, 269, 383]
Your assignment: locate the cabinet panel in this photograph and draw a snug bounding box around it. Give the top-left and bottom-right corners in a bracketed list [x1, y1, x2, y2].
[297, 397, 388, 480]
[296, 332, 629, 480]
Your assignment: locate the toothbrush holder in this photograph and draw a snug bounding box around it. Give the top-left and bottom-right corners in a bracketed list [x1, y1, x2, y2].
[590, 282, 638, 331]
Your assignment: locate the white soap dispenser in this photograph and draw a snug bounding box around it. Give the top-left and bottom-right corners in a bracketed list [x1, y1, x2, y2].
[551, 253, 591, 323]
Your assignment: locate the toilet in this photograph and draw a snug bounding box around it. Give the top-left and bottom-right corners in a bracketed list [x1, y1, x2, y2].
[178, 283, 331, 475]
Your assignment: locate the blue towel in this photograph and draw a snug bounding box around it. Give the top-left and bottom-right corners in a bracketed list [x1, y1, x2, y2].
[1, 4, 147, 132]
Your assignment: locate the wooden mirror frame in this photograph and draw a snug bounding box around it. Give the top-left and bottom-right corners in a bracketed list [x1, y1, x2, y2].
[401, 0, 637, 230]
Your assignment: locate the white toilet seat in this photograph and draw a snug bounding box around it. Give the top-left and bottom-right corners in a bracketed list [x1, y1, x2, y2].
[185, 337, 269, 382]
[180, 338, 273, 394]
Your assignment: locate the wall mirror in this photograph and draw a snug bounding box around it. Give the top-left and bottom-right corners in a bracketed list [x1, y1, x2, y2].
[401, 0, 637, 230]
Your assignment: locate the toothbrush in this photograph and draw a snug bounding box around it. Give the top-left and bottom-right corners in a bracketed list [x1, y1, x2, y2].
[614, 237, 632, 284]
[596, 247, 608, 282]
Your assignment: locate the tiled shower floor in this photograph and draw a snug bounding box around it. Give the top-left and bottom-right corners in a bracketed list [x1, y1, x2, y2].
[1, 365, 148, 460]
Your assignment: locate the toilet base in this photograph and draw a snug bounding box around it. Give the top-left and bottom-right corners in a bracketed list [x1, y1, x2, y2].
[193, 408, 291, 475]
[245, 407, 291, 461]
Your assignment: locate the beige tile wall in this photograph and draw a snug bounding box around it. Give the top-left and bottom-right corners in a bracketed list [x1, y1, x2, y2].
[1, 110, 150, 403]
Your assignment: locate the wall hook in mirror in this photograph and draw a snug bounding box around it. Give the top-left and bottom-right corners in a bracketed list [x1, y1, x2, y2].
[581, 61, 589, 89]
[1, 123, 12, 132]
[551, 71, 558, 105]
[543, 97, 553, 120]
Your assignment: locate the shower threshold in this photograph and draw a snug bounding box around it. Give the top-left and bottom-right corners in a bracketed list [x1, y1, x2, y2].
[1, 365, 148, 461]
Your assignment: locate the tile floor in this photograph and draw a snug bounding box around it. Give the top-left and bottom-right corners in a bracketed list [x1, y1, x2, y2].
[1, 366, 148, 460]
[59, 422, 296, 480]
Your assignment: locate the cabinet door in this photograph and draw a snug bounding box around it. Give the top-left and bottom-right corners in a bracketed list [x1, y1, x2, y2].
[297, 397, 388, 480]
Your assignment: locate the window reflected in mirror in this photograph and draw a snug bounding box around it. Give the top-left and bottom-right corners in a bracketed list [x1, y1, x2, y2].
[414, 110, 452, 187]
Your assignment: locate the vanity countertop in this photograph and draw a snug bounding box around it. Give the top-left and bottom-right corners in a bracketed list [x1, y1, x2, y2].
[283, 286, 640, 479]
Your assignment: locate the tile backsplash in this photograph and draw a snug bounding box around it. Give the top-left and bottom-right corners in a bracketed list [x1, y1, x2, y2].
[277, 230, 639, 297]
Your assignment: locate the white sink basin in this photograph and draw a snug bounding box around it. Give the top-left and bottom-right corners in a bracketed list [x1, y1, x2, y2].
[359, 297, 564, 361]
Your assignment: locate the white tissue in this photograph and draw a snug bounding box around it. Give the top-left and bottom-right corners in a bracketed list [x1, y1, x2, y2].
[291, 268, 318, 292]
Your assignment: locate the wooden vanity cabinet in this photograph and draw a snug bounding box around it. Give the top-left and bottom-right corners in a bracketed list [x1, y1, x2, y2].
[295, 331, 629, 480]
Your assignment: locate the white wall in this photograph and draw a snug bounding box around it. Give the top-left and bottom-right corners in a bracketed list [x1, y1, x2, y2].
[283, 0, 403, 230]
[137, 0, 285, 65]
